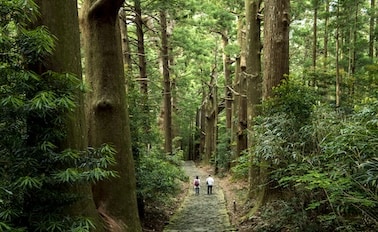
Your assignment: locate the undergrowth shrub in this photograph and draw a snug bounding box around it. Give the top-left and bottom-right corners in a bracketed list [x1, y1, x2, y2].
[135, 148, 186, 206]
[248, 78, 378, 231]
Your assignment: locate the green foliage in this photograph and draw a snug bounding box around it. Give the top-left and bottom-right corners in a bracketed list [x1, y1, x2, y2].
[231, 151, 251, 180]
[215, 121, 232, 171]
[135, 149, 186, 205]
[250, 78, 378, 230]
[0, 1, 116, 230]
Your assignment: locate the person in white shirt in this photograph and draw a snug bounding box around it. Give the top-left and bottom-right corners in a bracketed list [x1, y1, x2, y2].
[205, 175, 214, 195]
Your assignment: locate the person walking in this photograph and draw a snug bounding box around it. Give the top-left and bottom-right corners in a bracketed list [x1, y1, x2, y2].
[193, 176, 200, 195]
[206, 175, 214, 195]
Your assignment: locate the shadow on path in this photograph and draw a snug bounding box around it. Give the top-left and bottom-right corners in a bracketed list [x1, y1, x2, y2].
[164, 161, 236, 232]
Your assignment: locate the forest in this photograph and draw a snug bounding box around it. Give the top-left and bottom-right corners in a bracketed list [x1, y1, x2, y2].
[1, 0, 378, 231]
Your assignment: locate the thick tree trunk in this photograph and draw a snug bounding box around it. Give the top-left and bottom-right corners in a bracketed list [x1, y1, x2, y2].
[245, 0, 263, 201]
[231, 16, 244, 160]
[248, 0, 290, 213]
[81, 0, 142, 231]
[33, 1, 103, 230]
[160, 10, 173, 155]
[237, 16, 248, 158]
[263, 0, 290, 100]
[245, 0, 262, 141]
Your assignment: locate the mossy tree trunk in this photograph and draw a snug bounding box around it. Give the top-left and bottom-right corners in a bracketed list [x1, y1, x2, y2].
[263, 0, 290, 100]
[248, 0, 290, 213]
[33, 0, 103, 230]
[245, 0, 263, 204]
[81, 0, 142, 231]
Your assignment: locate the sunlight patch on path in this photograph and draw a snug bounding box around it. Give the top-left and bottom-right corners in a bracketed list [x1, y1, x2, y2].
[164, 161, 236, 232]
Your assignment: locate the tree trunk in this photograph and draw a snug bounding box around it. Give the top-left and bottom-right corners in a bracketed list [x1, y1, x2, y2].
[81, 0, 142, 231]
[135, 0, 148, 96]
[324, 0, 329, 68]
[33, 1, 103, 230]
[370, 0, 376, 60]
[119, 8, 132, 74]
[221, 31, 232, 130]
[231, 16, 244, 160]
[249, 0, 290, 213]
[245, 0, 263, 201]
[199, 84, 206, 161]
[312, 0, 318, 71]
[263, 0, 290, 100]
[335, 2, 341, 108]
[237, 18, 248, 157]
[160, 10, 173, 155]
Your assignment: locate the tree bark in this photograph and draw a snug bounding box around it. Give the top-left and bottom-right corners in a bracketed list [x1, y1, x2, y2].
[312, 0, 318, 71]
[369, 0, 376, 60]
[221, 31, 232, 130]
[81, 0, 142, 231]
[237, 16, 248, 157]
[135, 0, 148, 96]
[324, 0, 329, 68]
[335, 2, 341, 108]
[245, 0, 263, 201]
[119, 7, 132, 74]
[263, 0, 290, 100]
[160, 10, 173, 155]
[33, 0, 103, 230]
[231, 16, 244, 160]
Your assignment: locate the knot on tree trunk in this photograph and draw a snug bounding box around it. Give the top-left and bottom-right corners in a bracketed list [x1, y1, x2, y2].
[96, 99, 114, 111]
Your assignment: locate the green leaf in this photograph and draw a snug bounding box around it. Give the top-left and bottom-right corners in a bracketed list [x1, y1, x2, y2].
[53, 168, 80, 183]
[14, 176, 42, 189]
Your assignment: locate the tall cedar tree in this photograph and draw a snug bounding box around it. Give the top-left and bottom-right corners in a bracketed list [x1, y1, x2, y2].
[81, 0, 142, 231]
[33, 0, 103, 229]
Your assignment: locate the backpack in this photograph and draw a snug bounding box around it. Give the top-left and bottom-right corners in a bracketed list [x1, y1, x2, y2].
[194, 179, 199, 187]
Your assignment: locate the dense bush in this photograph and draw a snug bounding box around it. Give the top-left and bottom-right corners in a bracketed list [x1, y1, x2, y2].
[243, 78, 378, 231]
[136, 149, 186, 206]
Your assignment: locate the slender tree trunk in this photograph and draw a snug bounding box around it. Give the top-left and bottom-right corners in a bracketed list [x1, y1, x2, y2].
[119, 7, 132, 74]
[370, 0, 376, 60]
[33, 1, 103, 230]
[336, 2, 341, 108]
[221, 31, 232, 130]
[135, 0, 148, 96]
[324, 0, 329, 68]
[313, 0, 318, 72]
[160, 10, 173, 155]
[199, 84, 206, 160]
[81, 0, 142, 231]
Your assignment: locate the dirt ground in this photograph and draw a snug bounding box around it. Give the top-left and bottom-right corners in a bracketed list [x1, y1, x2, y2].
[141, 162, 252, 232]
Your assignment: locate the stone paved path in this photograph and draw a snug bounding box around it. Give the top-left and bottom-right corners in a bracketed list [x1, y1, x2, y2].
[164, 161, 236, 232]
